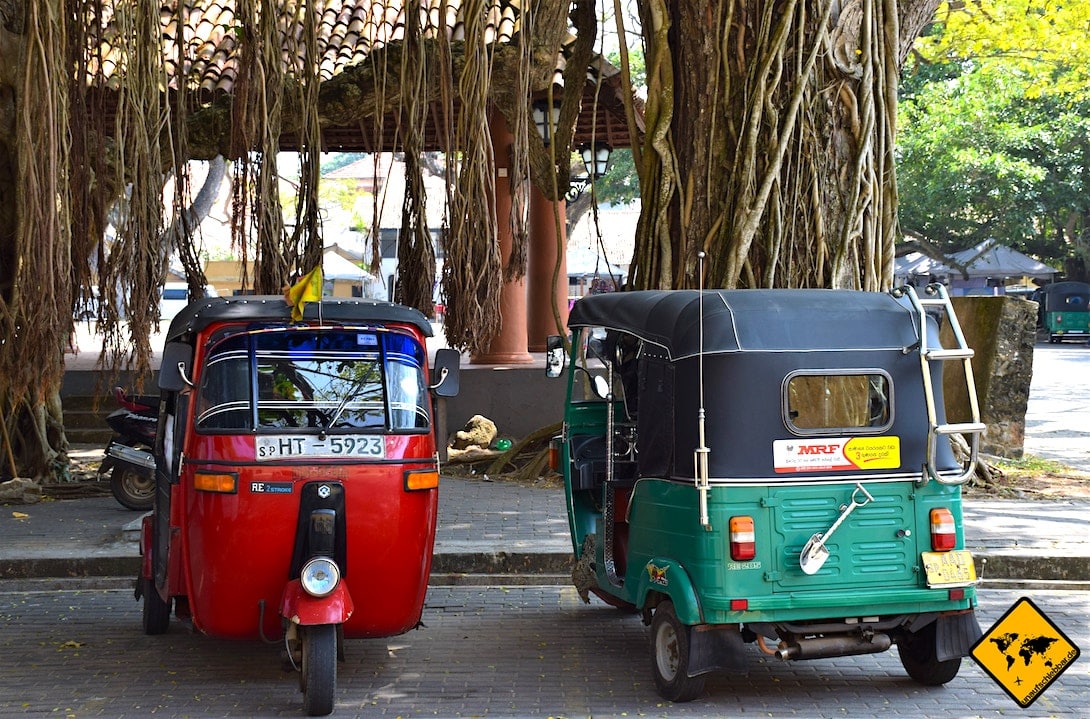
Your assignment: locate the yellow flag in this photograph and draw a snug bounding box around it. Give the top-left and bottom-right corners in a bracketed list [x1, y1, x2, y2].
[285, 266, 323, 321]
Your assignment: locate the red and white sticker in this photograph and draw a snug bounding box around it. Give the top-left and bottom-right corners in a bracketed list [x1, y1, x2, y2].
[773, 436, 900, 473]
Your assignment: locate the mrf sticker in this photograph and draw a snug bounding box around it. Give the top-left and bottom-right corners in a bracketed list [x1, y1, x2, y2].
[773, 437, 900, 473]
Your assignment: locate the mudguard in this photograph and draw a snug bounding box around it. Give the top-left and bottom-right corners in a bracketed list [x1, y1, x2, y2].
[139, 514, 154, 579]
[279, 579, 355, 626]
[936, 610, 983, 661]
[635, 557, 703, 624]
[689, 623, 748, 675]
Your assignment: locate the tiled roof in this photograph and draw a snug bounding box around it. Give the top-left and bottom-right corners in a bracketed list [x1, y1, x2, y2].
[87, 1, 638, 151]
[93, 1, 519, 95]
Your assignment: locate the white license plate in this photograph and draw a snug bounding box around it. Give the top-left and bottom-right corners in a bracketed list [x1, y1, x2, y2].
[921, 550, 977, 587]
[255, 435, 385, 461]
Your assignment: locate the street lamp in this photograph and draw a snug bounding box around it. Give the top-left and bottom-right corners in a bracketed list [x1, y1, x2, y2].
[565, 142, 613, 202]
[579, 142, 612, 179]
[531, 99, 562, 147]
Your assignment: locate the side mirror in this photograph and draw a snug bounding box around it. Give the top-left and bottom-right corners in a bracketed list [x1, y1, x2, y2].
[158, 342, 194, 391]
[430, 348, 461, 397]
[545, 335, 565, 378]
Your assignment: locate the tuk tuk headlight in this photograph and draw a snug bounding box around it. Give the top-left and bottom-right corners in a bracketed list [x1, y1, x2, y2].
[300, 557, 340, 597]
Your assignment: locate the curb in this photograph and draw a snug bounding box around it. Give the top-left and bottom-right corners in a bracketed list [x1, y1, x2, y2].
[975, 553, 1090, 584]
[3, 550, 1088, 589]
[429, 551, 573, 577]
[0, 556, 140, 581]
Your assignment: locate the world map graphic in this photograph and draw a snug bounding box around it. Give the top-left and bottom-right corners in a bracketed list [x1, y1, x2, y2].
[989, 632, 1059, 671]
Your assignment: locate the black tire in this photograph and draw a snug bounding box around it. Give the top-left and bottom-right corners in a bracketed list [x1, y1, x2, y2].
[301, 624, 337, 716]
[141, 577, 171, 635]
[111, 464, 154, 511]
[650, 601, 705, 702]
[897, 622, 962, 686]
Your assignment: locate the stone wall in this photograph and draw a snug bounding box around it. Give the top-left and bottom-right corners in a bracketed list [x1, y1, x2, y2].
[941, 296, 1038, 458]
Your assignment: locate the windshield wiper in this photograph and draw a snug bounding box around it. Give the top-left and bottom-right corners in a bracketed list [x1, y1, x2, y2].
[325, 377, 368, 430]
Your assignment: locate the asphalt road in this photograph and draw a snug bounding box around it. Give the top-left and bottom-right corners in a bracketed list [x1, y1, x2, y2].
[1, 584, 1086, 718]
[1024, 341, 1090, 471]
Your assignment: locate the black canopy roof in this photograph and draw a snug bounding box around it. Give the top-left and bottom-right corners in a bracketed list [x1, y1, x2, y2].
[567, 289, 921, 359]
[165, 296, 433, 343]
[1036, 281, 1090, 295]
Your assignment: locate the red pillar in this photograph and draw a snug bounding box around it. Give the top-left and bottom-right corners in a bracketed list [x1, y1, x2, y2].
[527, 185, 568, 352]
[471, 111, 533, 365]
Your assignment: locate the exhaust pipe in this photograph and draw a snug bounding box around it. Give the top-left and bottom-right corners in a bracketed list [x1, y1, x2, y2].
[776, 633, 892, 661]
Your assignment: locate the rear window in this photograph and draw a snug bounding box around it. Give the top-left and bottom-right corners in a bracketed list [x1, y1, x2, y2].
[784, 371, 891, 434]
[1061, 292, 1088, 308]
[195, 329, 429, 432]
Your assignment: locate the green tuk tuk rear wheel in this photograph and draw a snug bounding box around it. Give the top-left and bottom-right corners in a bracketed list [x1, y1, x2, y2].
[650, 600, 706, 702]
[897, 622, 962, 686]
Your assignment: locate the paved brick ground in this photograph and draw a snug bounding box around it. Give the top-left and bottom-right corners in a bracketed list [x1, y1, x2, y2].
[1, 585, 1086, 717]
[4, 478, 1089, 586]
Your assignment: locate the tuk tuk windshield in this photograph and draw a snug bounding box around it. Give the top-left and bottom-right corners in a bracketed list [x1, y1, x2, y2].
[195, 329, 429, 432]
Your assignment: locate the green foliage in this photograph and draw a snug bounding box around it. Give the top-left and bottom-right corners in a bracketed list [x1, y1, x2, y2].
[917, 1, 1090, 101]
[586, 44, 645, 208]
[280, 173, 371, 234]
[588, 147, 638, 206]
[992, 453, 1073, 476]
[897, 2, 1090, 269]
[608, 46, 646, 92]
[320, 153, 368, 174]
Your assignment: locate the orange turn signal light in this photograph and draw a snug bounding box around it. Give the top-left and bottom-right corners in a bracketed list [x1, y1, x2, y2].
[729, 516, 756, 561]
[930, 507, 957, 551]
[405, 468, 439, 491]
[194, 471, 238, 494]
[548, 438, 561, 471]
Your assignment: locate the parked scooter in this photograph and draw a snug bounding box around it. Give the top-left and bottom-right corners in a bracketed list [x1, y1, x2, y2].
[99, 386, 157, 511]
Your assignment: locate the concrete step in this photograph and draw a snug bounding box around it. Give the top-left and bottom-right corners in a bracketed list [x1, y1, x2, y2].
[66, 427, 113, 445]
[62, 396, 114, 445]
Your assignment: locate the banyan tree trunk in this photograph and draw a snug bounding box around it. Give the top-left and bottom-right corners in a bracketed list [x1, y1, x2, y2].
[628, 0, 940, 292]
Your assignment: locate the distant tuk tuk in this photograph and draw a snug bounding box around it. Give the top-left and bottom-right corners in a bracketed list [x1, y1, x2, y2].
[546, 284, 984, 702]
[137, 296, 459, 715]
[1035, 281, 1090, 343]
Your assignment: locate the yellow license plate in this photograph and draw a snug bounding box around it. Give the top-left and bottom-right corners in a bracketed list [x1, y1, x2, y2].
[921, 550, 977, 587]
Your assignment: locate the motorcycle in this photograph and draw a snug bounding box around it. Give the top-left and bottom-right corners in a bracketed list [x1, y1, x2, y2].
[100, 386, 157, 511]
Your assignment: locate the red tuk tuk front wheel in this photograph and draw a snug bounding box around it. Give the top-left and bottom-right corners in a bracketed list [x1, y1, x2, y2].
[141, 577, 171, 635]
[650, 600, 706, 702]
[300, 624, 337, 716]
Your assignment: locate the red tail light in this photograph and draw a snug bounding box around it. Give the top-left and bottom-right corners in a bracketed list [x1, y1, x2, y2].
[729, 516, 756, 560]
[548, 438, 561, 471]
[930, 508, 957, 551]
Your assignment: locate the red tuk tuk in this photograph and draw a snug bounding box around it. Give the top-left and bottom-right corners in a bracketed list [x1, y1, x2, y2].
[137, 296, 460, 715]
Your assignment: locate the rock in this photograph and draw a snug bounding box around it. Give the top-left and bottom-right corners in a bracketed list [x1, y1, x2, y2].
[0, 477, 42, 504]
[446, 446, 502, 463]
[944, 296, 1037, 458]
[449, 414, 498, 450]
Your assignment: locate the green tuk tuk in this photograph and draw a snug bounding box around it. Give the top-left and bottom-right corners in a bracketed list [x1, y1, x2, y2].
[546, 284, 984, 701]
[1035, 281, 1090, 343]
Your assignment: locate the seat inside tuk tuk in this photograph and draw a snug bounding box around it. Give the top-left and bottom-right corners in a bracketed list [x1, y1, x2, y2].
[570, 433, 637, 492]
